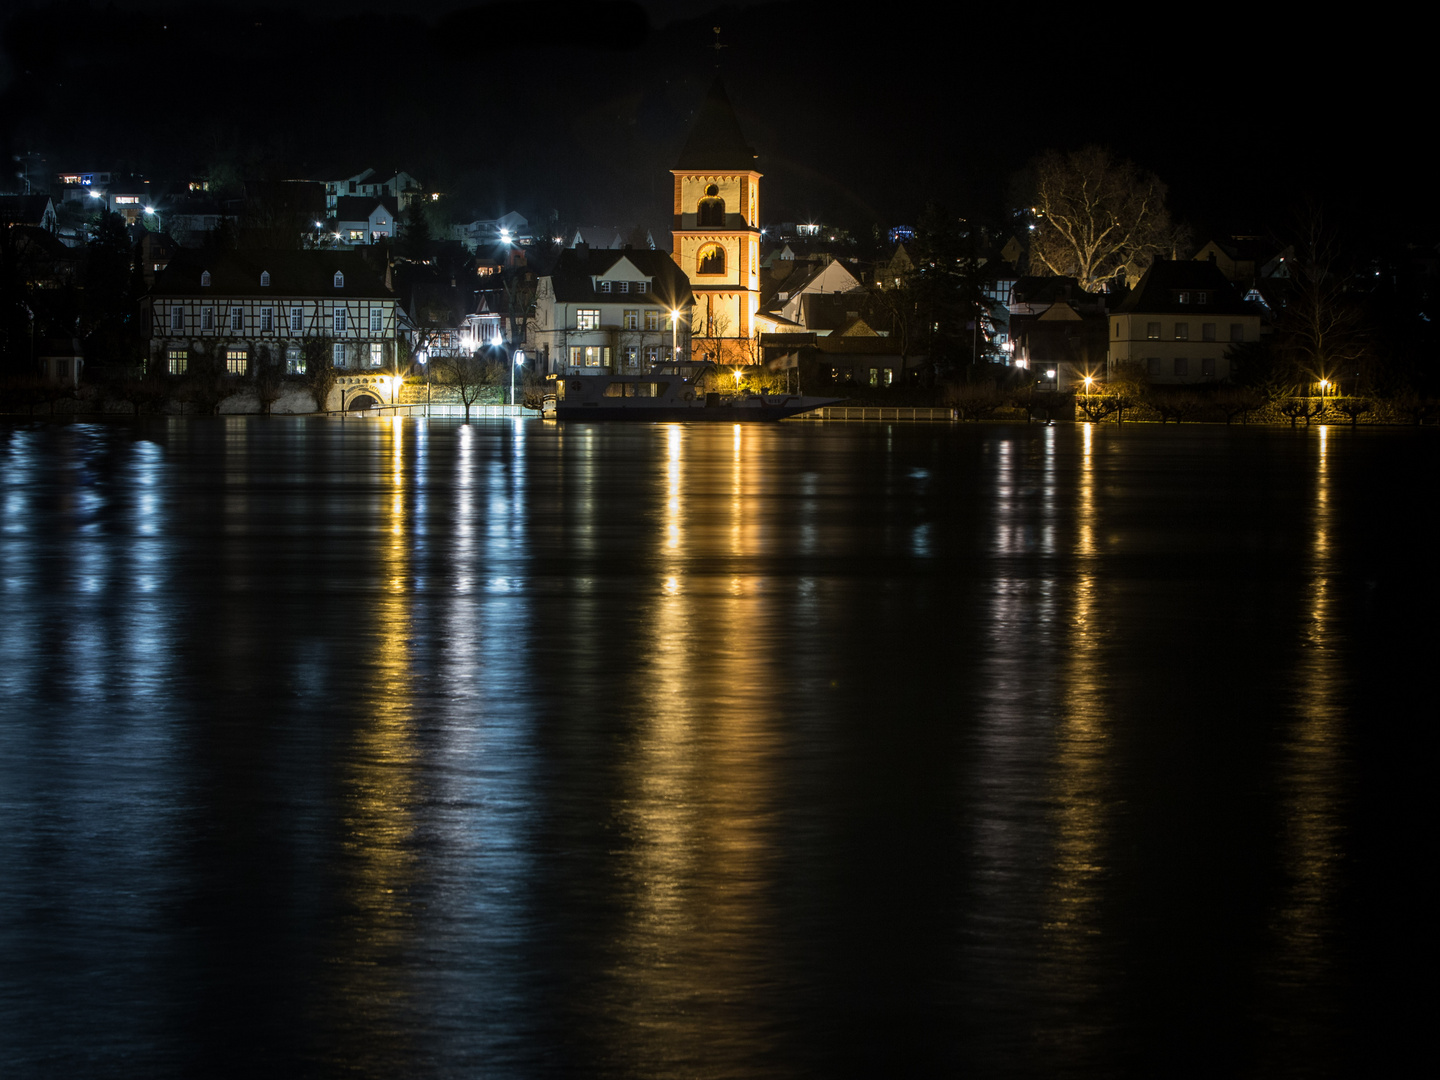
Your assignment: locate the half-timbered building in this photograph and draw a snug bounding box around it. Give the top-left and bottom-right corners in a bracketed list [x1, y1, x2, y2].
[143, 250, 401, 377]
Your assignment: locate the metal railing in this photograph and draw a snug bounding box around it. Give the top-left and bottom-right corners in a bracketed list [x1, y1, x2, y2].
[788, 406, 957, 422]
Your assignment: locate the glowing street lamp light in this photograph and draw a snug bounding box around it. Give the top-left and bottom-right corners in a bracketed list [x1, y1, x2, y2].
[670, 309, 680, 362]
[511, 349, 525, 409]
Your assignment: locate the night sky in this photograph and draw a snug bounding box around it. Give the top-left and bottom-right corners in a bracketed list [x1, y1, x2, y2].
[0, 0, 1426, 247]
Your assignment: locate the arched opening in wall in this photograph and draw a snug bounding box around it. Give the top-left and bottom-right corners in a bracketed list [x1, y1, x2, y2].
[348, 393, 378, 411]
[698, 184, 726, 226]
[697, 243, 725, 276]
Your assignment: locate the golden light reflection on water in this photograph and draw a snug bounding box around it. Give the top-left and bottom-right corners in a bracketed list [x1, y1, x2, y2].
[1039, 423, 1113, 1029]
[605, 423, 781, 1072]
[1260, 424, 1347, 1062]
[324, 416, 420, 1051]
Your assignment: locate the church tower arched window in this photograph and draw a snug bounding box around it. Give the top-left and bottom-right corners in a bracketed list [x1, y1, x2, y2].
[697, 243, 725, 276]
[698, 184, 726, 227]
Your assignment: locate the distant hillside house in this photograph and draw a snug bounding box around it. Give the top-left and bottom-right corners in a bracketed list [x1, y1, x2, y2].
[332, 197, 398, 245]
[1109, 259, 1262, 384]
[0, 195, 58, 233]
[144, 250, 401, 378]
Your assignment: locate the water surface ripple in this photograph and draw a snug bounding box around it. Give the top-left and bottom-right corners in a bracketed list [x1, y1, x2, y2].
[1, 417, 1432, 1077]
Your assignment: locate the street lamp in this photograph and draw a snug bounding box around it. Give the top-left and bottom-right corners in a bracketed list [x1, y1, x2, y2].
[512, 349, 525, 411]
[670, 309, 679, 363]
[418, 350, 430, 418]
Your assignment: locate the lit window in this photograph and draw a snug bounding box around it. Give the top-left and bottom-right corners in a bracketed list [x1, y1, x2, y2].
[167, 348, 188, 375]
[286, 345, 304, 374]
[576, 309, 600, 330]
[226, 348, 247, 375]
[583, 346, 608, 367]
[1174, 322, 1189, 341]
[623, 309, 638, 330]
[645, 310, 660, 331]
[334, 309, 347, 333]
[623, 346, 638, 368]
[645, 345, 660, 366]
[1146, 322, 1160, 340]
[369, 343, 383, 368]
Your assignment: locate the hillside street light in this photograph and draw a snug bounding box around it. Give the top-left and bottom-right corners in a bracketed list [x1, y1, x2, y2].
[512, 350, 525, 409]
[670, 309, 679, 362]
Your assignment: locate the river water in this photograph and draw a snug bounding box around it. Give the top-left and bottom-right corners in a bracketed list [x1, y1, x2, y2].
[1, 416, 1433, 1077]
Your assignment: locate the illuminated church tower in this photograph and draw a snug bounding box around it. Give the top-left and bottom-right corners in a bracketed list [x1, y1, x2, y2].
[671, 76, 762, 362]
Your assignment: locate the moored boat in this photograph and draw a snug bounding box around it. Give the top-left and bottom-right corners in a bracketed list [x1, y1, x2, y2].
[542, 360, 841, 421]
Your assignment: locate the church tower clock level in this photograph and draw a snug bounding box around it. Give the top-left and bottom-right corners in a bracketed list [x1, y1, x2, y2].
[671, 77, 761, 359]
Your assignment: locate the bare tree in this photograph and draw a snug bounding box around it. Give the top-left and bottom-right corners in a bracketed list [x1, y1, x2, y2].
[305, 337, 337, 412]
[1272, 208, 1372, 393]
[434, 350, 498, 421]
[1026, 147, 1175, 291]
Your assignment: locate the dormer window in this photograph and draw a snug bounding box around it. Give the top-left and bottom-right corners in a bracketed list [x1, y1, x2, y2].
[635, 281, 647, 294]
[600, 281, 612, 293]
[617, 281, 629, 294]
[1179, 291, 1191, 304]
[260, 271, 271, 287]
[1197, 292, 1209, 304]
[200, 271, 211, 287]
[334, 271, 344, 288]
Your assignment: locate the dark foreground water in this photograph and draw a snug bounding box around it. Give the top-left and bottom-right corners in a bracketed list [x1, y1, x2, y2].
[1, 416, 1435, 1078]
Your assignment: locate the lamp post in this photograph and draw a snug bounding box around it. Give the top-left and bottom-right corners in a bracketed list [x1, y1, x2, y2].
[670, 310, 679, 363]
[418, 351, 430, 418]
[512, 349, 525, 413]
[88, 189, 105, 240]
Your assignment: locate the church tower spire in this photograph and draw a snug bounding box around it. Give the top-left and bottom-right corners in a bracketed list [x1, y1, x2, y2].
[671, 75, 762, 363]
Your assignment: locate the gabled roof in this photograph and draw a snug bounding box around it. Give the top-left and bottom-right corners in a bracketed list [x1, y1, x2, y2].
[543, 248, 693, 308]
[334, 196, 398, 222]
[150, 249, 395, 298]
[1113, 259, 1253, 315]
[0, 194, 55, 225]
[674, 76, 758, 172]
